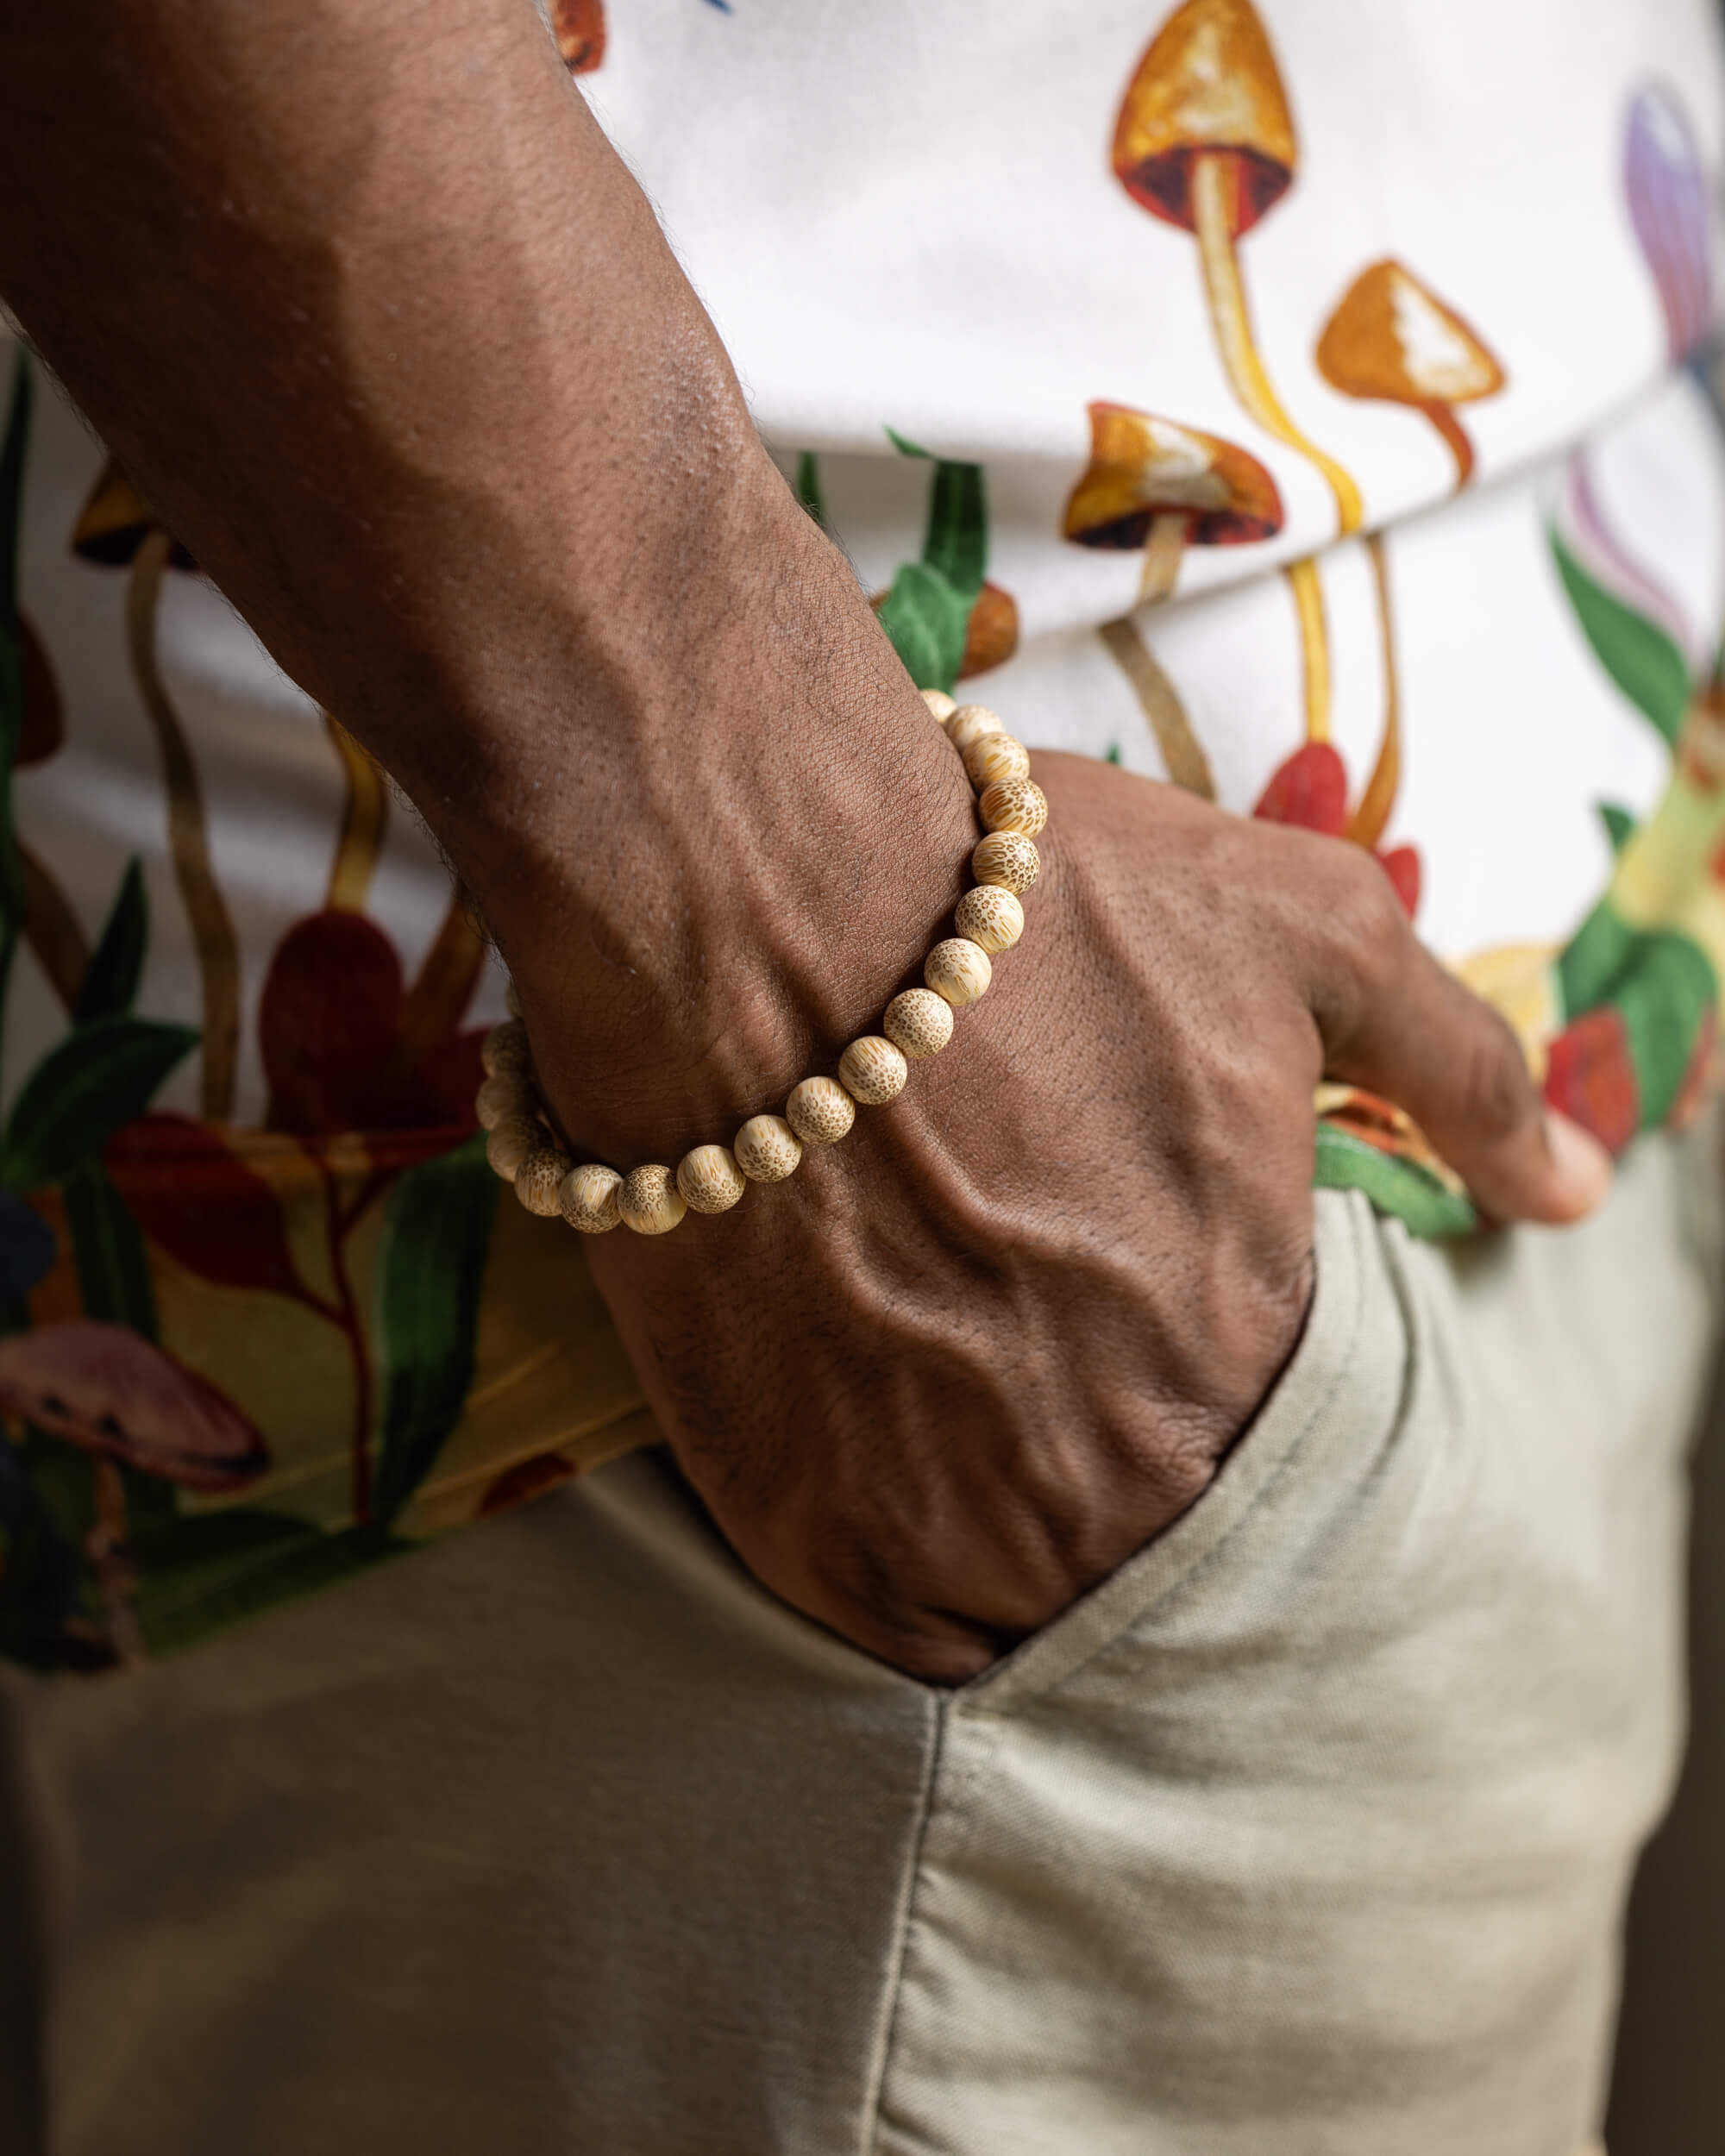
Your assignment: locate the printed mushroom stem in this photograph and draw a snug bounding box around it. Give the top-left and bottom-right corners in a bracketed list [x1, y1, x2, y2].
[1139, 511, 1191, 599]
[323, 711, 390, 913]
[1282, 555, 1332, 743]
[1189, 152, 1363, 536]
[1097, 617, 1215, 798]
[1417, 400, 1477, 490]
[1348, 531, 1401, 848]
[127, 530, 241, 1122]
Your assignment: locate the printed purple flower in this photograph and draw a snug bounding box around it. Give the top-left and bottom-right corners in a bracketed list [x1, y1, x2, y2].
[1625, 84, 1714, 361]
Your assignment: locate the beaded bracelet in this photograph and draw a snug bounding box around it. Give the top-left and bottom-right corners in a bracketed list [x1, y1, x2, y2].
[474, 693, 1048, 1237]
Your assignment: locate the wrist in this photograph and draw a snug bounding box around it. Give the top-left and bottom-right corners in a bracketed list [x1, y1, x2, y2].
[465, 489, 979, 1162]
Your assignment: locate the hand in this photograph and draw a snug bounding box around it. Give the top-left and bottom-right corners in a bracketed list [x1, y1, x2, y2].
[515, 714, 1610, 1683]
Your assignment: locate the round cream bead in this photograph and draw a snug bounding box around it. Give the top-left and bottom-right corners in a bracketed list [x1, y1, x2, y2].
[486, 1113, 539, 1181]
[921, 688, 957, 724]
[946, 704, 1005, 756]
[559, 1163, 623, 1234]
[515, 1146, 571, 1218]
[971, 830, 1040, 894]
[676, 1144, 748, 1215]
[733, 1113, 803, 1182]
[883, 987, 955, 1061]
[925, 937, 993, 1007]
[618, 1163, 687, 1236]
[955, 884, 1025, 955]
[838, 1035, 909, 1106]
[480, 1019, 531, 1079]
[979, 777, 1049, 838]
[786, 1076, 856, 1146]
[475, 1072, 532, 1131]
[962, 730, 1032, 790]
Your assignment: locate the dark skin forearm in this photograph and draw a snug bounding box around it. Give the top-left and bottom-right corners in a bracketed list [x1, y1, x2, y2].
[0, 1, 1608, 1677]
[0, 0, 967, 1158]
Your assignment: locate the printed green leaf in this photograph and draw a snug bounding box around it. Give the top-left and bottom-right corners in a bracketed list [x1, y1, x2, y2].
[923, 461, 987, 595]
[74, 859, 148, 1022]
[874, 560, 973, 694]
[1312, 1124, 1478, 1239]
[794, 451, 826, 530]
[0, 1015, 198, 1194]
[1615, 929, 1716, 1126]
[1596, 802, 1636, 855]
[60, 1160, 157, 1334]
[1558, 897, 1639, 1020]
[371, 1131, 499, 1527]
[1551, 530, 1690, 748]
[886, 427, 932, 461]
[129, 1509, 403, 1658]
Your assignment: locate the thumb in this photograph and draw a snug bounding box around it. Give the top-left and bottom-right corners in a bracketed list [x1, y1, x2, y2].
[1308, 864, 1611, 1226]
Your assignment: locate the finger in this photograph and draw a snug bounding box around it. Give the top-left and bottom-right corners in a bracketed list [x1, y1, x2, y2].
[1303, 850, 1611, 1225]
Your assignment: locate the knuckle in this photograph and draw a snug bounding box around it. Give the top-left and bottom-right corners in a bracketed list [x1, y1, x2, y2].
[1454, 1008, 1538, 1145]
[1315, 848, 1408, 998]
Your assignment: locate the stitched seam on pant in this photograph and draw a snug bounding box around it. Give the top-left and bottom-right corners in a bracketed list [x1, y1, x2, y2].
[855, 1686, 947, 2156]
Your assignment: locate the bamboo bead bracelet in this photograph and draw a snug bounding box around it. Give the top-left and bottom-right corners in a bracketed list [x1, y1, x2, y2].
[474, 693, 1047, 1237]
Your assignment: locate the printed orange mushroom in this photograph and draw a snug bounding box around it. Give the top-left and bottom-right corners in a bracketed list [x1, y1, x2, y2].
[549, 0, 605, 72]
[1113, 0, 1361, 535]
[1063, 402, 1283, 600]
[1315, 260, 1504, 489]
[0, 1322, 269, 1492]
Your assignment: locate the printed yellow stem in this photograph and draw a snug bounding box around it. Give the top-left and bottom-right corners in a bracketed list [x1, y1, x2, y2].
[1282, 556, 1331, 743]
[1098, 617, 1215, 798]
[128, 530, 241, 1122]
[390, 886, 487, 1083]
[1609, 689, 1725, 931]
[1138, 511, 1189, 600]
[1189, 151, 1364, 537]
[18, 838, 90, 1012]
[323, 711, 390, 913]
[1347, 532, 1400, 847]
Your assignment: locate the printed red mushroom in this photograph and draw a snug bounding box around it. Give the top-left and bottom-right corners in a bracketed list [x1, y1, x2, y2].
[1063, 402, 1282, 599]
[0, 1322, 269, 1491]
[1315, 260, 1504, 489]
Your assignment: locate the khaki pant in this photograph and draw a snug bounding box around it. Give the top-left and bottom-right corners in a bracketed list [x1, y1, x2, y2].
[2, 1127, 1721, 2155]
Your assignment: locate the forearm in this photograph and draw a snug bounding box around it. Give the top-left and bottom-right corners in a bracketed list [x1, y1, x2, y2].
[0, 0, 969, 1152]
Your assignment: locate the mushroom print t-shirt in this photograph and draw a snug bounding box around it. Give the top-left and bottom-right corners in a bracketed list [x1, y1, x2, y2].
[3, 0, 1723, 1666]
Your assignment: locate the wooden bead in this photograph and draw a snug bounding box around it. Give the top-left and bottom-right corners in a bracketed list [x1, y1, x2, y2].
[955, 884, 1025, 955]
[786, 1076, 856, 1146]
[979, 777, 1049, 838]
[676, 1144, 748, 1214]
[838, 1035, 909, 1106]
[925, 937, 993, 1007]
[559, 1163, 623, 1234]
[476, 1072, 533, 1131]
[618, 1163, 687, 1235]
[921, 688, 957, 724]
[486, 1113, 539, 1181]
[946, 704, 1005, 755]
[972, 830, 1040, 894]
[515, 1146, 571, 1218]
[962, 730, 1032, 789]
[733, 1113, 802, 1182]
[883, 987, 954, 1061]
[480, 1019, 531, 1078]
